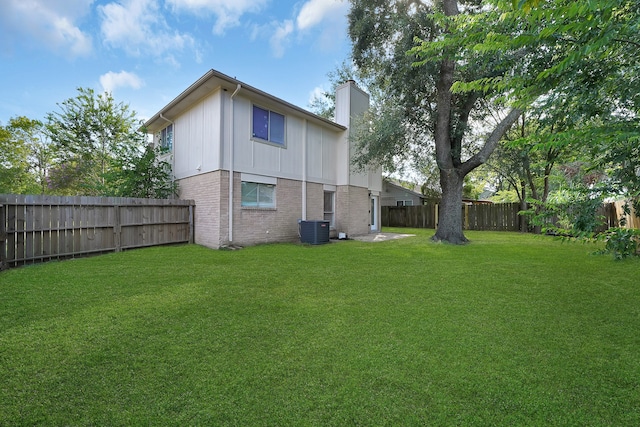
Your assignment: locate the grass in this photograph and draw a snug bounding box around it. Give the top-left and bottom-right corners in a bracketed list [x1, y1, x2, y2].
[1, 228, 639, 426]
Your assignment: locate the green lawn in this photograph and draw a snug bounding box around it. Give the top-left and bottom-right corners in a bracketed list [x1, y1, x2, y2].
[1, 229, 639, 426]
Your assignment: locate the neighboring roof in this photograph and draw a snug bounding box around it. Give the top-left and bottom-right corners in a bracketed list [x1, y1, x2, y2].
[143, 69, 347, 134]
[383, 180, 425, 199]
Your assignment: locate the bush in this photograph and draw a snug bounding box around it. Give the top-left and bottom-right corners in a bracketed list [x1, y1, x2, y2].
[597, 227, 640, 260]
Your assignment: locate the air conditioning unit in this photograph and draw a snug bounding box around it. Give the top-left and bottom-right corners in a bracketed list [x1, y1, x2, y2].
[299, 220, 330, 245]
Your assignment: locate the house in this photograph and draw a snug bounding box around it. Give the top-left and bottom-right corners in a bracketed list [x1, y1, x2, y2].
[144, 69, 382, 248]
[381, 180, 425, 206]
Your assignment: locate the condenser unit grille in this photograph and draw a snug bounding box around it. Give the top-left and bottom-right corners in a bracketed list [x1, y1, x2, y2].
[299, 220, 330, 245]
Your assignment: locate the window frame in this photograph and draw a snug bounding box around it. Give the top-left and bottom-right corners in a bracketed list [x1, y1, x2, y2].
[159, 124, 173, 151]
[252, 104, 286, 147]
[323, 191, 335, 228]
[241, 181, 276, 209]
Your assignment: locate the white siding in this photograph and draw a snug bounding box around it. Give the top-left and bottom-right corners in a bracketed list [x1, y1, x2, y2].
[232, 96, 340, 185]
[173, 90, 222, 179]
[335, 81, 371, 189]
[306, 123, 323, 181]
[280, 115, 304, 177]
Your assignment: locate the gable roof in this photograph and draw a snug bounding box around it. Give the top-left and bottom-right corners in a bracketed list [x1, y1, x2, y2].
[144, 69, 347, 134]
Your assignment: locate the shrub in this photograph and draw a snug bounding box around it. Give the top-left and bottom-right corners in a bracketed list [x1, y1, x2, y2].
[597, 227, 640, 260]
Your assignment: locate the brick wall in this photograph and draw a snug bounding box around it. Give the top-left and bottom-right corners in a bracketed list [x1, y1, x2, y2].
[232, 174, 303, 246]
[305, 182, 324, 221]
[336, 185, 370, 237]
[178, 173, 371, 248]
[177, 171, 228, 248]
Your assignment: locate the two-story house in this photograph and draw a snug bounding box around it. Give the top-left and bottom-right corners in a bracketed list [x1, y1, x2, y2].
[144, 69, 382, 248]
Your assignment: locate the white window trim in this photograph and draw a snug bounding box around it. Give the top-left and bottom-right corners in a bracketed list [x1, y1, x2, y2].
[158, 124, 173, 151]
[324, 190, 335, 228]
[241, 173, 277, 185]
[241, 174, 277, 210]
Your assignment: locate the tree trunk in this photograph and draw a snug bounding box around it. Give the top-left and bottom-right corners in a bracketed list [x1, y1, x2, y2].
[430, 0, 521, 244]
[432, 107, 522, 244]
[433, 168, 467, 244]
[519, 186, 528, 233]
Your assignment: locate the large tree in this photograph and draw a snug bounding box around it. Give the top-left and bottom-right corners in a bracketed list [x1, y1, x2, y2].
[348, 0, 522, 243]
[349, 0, 639, 243]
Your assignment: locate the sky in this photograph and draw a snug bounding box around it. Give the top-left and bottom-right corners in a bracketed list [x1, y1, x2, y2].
[0, 0, 352, 125]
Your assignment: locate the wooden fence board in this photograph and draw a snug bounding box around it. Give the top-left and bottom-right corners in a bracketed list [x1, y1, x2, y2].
[0, 194, 195, 269]
[6, 203, 16, 264]
[41, 200, 52, 258]
[15, 201, 25, 263]
[614, 201, 640, 229]
[0, 204, 5, 270]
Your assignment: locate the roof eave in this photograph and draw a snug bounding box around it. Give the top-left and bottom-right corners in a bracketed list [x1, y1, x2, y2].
[142, 69, 347, 134]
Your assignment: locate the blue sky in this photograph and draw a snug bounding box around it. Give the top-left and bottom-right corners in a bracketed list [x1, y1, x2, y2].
[0, 0, 352, 125]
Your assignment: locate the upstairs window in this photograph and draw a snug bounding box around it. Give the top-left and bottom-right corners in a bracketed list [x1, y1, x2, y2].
[159, 124, 173, 151]
[252, 105, 285, 146]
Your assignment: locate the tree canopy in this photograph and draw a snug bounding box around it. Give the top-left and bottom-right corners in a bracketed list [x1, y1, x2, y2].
[348, 0, 522, 243]
[346, 0, 639, 243]
[0, 88, 176, 198]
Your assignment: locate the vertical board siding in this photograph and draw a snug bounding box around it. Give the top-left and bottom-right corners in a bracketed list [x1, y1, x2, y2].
[0, 195, 195, 270]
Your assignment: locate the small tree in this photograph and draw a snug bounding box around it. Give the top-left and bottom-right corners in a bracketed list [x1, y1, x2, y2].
[45, 88, 176, 198]
[103, 140, 178, 199]
[0, 118, 42, 194]
[46, 88, 137, 195]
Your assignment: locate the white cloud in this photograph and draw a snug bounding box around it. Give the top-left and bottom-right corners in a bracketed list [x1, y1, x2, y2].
[259, 0, 349, 57]
[0, 0, 93, 56]
[99, 0, 194, 60]
[270, 20, 294, 58]
[308, 85, 326, 105]
[296, 0, 348, 31]
[100, 71, 144, 94]
[166, 0, 269, 34]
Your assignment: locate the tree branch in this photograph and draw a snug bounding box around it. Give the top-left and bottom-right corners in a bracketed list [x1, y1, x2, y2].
[614, 38, 640, 48]
[460, 108, 522, 175]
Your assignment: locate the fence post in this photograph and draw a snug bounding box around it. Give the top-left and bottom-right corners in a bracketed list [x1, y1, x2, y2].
[0, 204, 6, 271]
[189, 204, 195, 244]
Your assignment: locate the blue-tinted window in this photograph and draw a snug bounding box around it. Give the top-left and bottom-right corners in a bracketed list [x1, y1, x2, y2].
[270, 111, 285, 145]
[252, 106, 269, 140]
[252, 105, 285, 146]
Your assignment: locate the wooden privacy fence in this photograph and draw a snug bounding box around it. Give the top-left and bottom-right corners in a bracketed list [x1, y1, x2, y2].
[463, 203, 521, 231]
[382, 203, 439, 229]
[382, 202, 525, 232]
[1, 194, 195, 270]
[382, 201, 634, 232]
